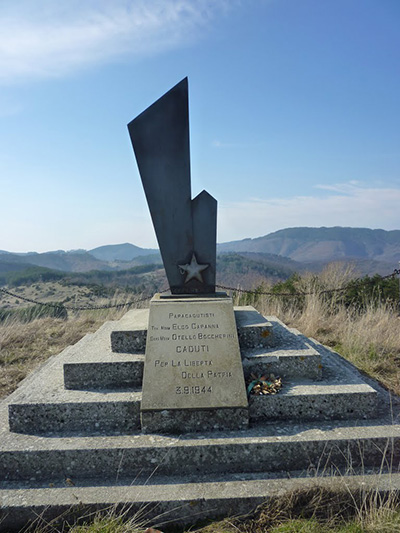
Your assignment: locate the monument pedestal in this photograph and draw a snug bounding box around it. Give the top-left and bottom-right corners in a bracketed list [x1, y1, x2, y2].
[2, 306, 391, 531]
[140, 294, 249, 433]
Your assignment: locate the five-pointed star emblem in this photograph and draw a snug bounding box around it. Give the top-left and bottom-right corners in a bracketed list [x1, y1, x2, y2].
[178, 253, 209, 283]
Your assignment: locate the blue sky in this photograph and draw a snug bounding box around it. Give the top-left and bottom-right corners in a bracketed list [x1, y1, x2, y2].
[1, 0, 399, 252]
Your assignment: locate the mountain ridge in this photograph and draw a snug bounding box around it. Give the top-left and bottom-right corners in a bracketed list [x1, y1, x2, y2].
[89, 243, 158, 262]
[218, 227, 400, 264]
[2, 227, 400, 274]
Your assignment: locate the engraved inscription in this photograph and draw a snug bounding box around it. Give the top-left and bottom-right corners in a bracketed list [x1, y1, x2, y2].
[176, 386, 213, 395]
[182, 371, 204, 378]
[150, 309, 234, 386]
[140, 298, 248, 411]
[176, 345, 209, 353]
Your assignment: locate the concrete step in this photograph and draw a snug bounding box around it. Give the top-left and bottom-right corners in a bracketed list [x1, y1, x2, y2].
[7, 311, 378, 434]
[8, 377, 378, 435]
[64, 357, 144, 390]
[110, 308, 149, 354]
[8, 389, 142, 434]
[1, 310, 399, 531]
[1, 469, 400, 531]
[61, 316, 145, 390]
[2, 419, 399, 483]
[242, 320, 322, 380]
[249, 381, 377, 421]
[64, 314, 322, 392]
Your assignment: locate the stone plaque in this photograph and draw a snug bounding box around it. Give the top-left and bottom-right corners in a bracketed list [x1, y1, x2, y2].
[141, 295, 248, 417]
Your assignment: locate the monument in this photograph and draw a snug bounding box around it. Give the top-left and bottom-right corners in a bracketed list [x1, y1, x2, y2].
[128, 78, 248, 432]
[0, 78, 392, 531]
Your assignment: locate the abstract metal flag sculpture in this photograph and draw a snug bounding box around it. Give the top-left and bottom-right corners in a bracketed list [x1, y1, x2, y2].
[128, 78, 217, 294]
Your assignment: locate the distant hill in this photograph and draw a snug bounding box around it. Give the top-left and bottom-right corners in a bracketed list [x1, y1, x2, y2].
[218, 227, 400, 264]
[89, 243, 158, 262]
[2, 227, 400, 279]
[0, 243, 160, 274]
[0, 251, 112, 273]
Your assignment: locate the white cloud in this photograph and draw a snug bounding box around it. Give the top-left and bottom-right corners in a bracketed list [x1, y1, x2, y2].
[0, 0, 234, 84]
[218, 182, 400, 242]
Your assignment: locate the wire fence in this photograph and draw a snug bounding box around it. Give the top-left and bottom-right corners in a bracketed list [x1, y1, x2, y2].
[0, 287, 169, 310]
[1, 268, 399, 311]
[217, 268, 400, 297]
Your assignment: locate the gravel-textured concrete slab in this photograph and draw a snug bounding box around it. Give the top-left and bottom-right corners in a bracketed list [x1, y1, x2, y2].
[2, 471, 400, 532]
[8, 375, 377, 435]
[242, 318, 322, 380]
[7, 326, 377, 434]
[110, 309, 149, 354]
[7, 318, 142, 433]
[8, 389, 142, 434]
[64, 358, 144, 390]
[2, 419, 400, 483]
[234, 306, 274, 350]
[66, 312, 322, 391]
[1, 309, 399, 531]
[249, 381, 377, 421]
[64, 312, 145, 390]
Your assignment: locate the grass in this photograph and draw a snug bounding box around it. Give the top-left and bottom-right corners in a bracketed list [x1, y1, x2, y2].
[0, 306, 135, 399]
[21, 486, 400, 532]
[0, 280, 146, 310]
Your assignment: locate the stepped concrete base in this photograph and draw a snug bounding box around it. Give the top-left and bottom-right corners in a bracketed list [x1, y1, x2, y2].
[1, 309, 399, 530]
[2, 419, 400, 483]
[64, 311, 322, 393]
[7, 318, 377, 433]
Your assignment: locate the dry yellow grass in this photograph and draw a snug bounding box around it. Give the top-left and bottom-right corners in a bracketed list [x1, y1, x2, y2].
[252, 264, 400, 396]
[0, 308, 128, 399]
[32, 486, 400, 533]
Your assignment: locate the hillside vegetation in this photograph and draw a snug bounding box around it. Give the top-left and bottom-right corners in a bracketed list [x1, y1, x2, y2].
[219, 226, 400, 264]
[0, 254, 299, 306]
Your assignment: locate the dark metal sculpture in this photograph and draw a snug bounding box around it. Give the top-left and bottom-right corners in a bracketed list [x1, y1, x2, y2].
[128, 78, 217, 294]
